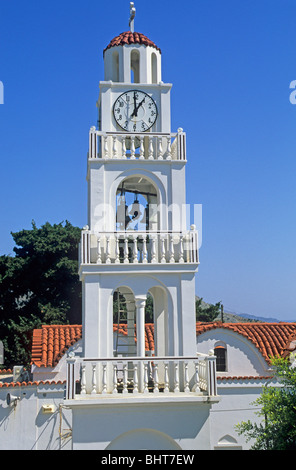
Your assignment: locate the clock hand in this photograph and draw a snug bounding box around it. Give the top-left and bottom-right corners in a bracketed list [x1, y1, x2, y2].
[131, 91, 137, 118]
[131, 97, 146, 118]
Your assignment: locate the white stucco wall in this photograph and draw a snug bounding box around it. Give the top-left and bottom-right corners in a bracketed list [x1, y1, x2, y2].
[0, 383, 71, 450]
[196, 328, 272, 376]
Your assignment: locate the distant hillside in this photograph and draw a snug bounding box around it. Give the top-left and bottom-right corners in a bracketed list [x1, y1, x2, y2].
[196, 297, 280, 323]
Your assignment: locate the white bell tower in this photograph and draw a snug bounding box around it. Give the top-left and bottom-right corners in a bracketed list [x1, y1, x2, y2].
[79, 3, 200, 385]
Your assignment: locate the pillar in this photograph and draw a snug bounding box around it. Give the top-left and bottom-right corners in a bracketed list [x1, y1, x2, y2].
[135, 297, 146, 357]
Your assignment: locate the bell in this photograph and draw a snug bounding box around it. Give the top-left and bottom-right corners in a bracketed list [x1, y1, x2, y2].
[139, 202, 149, 230]
[116, 188, 130, 229]
[129, 192, 142, 221]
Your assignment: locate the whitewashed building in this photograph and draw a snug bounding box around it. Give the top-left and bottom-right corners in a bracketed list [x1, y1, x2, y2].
[1, 4, 296, 451]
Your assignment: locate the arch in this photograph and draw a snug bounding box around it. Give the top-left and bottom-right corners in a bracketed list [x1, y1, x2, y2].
[130, 49, 140, 83]
[114, 173, 163, 231]
[214, 340, 227, 372]
[106, 428, 182, 450]
[112, 50, 119, 82]
[151, 52, 158, 84]
[110, 276, 172, 358]
[215, 434, 242, 450]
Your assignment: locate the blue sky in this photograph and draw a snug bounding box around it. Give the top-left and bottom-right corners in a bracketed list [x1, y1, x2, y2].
[0, 0, 295, 321]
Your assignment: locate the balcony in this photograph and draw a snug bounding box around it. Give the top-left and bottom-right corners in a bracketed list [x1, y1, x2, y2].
[88, 127, 186, 161]
[79, 228, 199, 266]
[65, 354, 218, 401]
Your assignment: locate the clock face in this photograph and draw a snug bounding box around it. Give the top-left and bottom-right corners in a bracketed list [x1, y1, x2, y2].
[113, 90, 158, 132]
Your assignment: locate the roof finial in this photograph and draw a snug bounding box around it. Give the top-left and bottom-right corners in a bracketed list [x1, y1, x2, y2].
[129, 2, 136, 33]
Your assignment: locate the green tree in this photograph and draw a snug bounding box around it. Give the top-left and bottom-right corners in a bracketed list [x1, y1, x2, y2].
[236, 356, 296, 450]
[196, 297, 221, 322]
[0, 221, 82, 368]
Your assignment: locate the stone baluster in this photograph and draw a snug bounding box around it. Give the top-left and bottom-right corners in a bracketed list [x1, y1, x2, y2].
[104, 135, 109, 159]
[91, 363, 97, 394]
[164, 362, 169, 393]
[132, 235, 138, 263]
[151, 236, 157, 263]
[139, 136, 144, 159]
[142, 236, 148, 263]
[112, 363, 118, 394]
[105, 235, 111, 264]
[153, 363, 159, 393]
[148, 136, 154, 160]
[122, 363, 128, 394]
[102, 363, 107, 394]
[169, 234, 175, 263]
[157, 137, 163, 160]
[179, 234, 184, 263]
[143, 362, 149, 393]
[81, 364, 86, 394]
[166, 135, 172, 160]
[133, 363, 138, 393]
[130, 136, 136, 159]
[97, 236, 102, 264]
[121, 136, 127, 159]
[115, 234, 120, 264]
[174, 362, 180, 393]
[160, 236, 166, 263]
[193, 360, 200, 393]
[112, 136, 117, 159]
[124, 236, 129, 264]
[184, 362, 190, 393]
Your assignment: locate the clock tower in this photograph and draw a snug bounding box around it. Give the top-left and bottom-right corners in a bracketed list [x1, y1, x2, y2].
[65, 3, 218, 451]
[76, 3, 210, 397]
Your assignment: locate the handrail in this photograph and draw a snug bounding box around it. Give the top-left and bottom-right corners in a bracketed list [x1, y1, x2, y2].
[88, 127, 186, 161]
[66, 354, 217, 399]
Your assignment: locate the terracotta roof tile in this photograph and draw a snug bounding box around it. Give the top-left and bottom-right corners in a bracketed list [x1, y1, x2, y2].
[113, 323, 155, 352]
[196, 321, 296, 364]
[0, 380, 66, 389]
[104, 31, 161, 55]
[31, 325, 82, 368]
[31, 322, 296, 368]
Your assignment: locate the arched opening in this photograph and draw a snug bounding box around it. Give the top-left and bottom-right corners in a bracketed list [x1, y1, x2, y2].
[106, 428, 182, 450]
[214, 341, 227, 372]
[112, 50, 119, 82]
[130, 49, 140, 83]
[116, 175, 158, 232]
[151, 52, 158, 84]
[113, 286, 137, 357]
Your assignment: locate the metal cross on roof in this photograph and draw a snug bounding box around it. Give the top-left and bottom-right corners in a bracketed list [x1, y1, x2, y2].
[129, 2, 136, 32]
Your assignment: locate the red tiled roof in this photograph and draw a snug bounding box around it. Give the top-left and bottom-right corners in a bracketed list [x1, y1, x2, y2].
[31, 325, 82, 368]
[196, 321, 296, 364]
[104, 31, 161, 54]
[0, 380, 66, 389]
[31, 322, 296, 368]
[113, 323, 155, 352]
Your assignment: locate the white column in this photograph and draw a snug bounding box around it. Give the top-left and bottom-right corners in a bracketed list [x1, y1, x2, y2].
[135, 297, 146, 357]
[135, 296, 146, 393]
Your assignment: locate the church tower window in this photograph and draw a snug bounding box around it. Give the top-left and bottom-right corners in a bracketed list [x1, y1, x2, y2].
[151, 52, 157, 84]
[131, 49, 140, 83]
[214, 344, 227, 372]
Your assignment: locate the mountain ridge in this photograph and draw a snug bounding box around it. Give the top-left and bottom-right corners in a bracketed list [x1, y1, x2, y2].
[196, 297, 292, 323]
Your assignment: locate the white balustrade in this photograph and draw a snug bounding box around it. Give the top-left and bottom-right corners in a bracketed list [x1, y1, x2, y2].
[88, 128, 186, 161]
[80, 229, 199, 266]
[66, 354, 217, 399]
